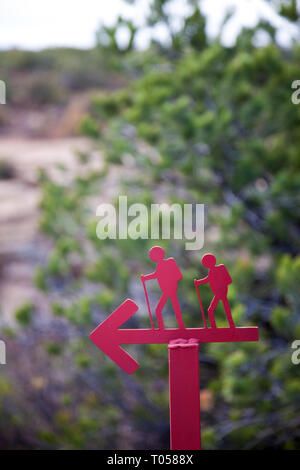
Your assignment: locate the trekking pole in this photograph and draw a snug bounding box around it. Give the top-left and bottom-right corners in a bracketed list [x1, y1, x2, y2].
[194, 280, 208, 328]
[141, 277, 155, 329]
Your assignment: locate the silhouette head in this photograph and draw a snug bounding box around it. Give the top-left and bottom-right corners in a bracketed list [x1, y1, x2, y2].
[149, 246, 165, 262]
[202, 253, 216, 268]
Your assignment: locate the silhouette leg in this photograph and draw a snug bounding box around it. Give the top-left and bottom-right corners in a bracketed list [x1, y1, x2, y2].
[207, 296, 218, 328]
[222, 298, 235, 328]
[170, 294, 185, 329]
[155, 293, 168, 329]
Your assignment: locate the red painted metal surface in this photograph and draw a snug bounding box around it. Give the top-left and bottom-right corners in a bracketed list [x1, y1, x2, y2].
[141, 277, 155, 330]
[90, 298, 259, 374]
[194, 253, 234, 328]
[89, 246, 259, 449]
[195, 282, 207, 328]
[141, 246, 185, 329]
[169, 340, 201, 450]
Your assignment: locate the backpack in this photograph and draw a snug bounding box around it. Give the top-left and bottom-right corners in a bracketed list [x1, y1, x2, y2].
[217, 264, 232, 286]
[165, 257, 183, 282]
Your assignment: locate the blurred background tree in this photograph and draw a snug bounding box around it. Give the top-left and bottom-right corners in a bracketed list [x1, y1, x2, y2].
[0, 0, 299, 449]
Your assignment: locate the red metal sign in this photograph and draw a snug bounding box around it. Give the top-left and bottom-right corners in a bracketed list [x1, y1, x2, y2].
[90, 247, 259, 449]
[90, 299, 258, 374]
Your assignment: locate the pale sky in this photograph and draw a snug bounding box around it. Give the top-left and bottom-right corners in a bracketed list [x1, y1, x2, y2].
[0, 0, 298, 50]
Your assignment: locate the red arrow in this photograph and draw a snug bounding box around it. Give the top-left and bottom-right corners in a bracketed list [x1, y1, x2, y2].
[90, 299, 259, 374]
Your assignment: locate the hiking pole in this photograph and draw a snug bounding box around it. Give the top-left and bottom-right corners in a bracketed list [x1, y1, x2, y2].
[194, 280, 208, 328]
[141, 277, 155, 329]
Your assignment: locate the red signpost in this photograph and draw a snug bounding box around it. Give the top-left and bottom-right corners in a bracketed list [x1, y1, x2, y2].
[169, 340, 201, 450]
[90, 247, 259, 449]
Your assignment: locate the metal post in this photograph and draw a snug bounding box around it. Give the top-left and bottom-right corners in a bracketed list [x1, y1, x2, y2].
[168, 339, 201, 450]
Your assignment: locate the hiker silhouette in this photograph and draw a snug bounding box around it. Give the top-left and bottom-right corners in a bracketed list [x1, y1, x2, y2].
[141, 246, 185, 329]
[194, 254, 235, 328]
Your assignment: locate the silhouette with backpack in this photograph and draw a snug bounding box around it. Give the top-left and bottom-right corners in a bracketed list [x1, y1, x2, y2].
[141, 246, 185, 330]
[194, 254, 235, 328]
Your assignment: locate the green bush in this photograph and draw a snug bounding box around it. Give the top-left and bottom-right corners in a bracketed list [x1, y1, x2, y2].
[15, 303, 34, 327]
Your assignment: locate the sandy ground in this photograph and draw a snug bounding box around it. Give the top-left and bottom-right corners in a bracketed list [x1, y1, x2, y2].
[0, 137, 91, 320]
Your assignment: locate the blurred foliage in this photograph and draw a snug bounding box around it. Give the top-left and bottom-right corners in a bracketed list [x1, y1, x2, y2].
[0, 0, 300, 450]
[96, 17, 138, 54]
[0, 47, 126, 109]
[15, 303, 34, 327]
[274, 0, 300, 21]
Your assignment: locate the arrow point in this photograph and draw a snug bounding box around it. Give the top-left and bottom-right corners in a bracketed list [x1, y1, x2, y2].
[126, 361, 140, 375]
[90, 299, 140, 374]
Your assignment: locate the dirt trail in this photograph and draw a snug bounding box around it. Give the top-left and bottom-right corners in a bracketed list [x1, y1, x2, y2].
[0, 137, 91, 320]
